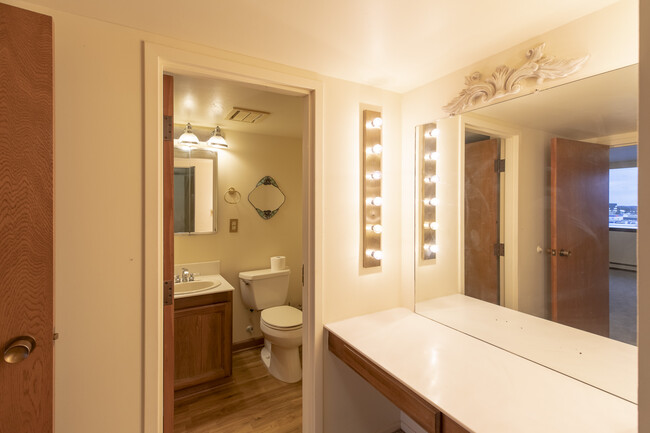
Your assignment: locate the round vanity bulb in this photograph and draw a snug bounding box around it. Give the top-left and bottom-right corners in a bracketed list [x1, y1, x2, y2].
[424, 244, 439, 253]
[366, 171, 382, 180]
[366, 144, 383, 155]
[366, 249, 383, 260]
[425, 128, 439, 138]
[368, 117, 383, 128]
[424, 152, 438, 161]
[423, 221, 439, 230]
[423, 197, 439, 206]
[366, 196, 383, 206]
[367, 224, 383, 234]
[424, 175, 440, 184]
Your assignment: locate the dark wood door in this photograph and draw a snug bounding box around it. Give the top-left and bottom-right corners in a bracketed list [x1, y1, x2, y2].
[163, 74, 175, 432]
[464, 138, 500, 304]
[551, 138, 610, 337]
[0, 4, 53, 432]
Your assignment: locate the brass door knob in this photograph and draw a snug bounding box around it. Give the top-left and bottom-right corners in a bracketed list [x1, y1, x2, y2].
[559, 249, 572, 257]
[3, 336, 35, 364]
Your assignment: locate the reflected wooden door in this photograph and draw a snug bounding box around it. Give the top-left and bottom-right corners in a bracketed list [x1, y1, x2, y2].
[551, 138, 609, 336]
[0, 4, 53, 432]
[465, 138, 500, 304]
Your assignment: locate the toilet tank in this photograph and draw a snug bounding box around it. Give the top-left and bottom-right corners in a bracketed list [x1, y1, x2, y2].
[239, 268, 291, 310]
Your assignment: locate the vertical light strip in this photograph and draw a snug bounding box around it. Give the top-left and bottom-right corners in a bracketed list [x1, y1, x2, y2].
[363, 109, 383, 267]
[419, 123, 438, 260]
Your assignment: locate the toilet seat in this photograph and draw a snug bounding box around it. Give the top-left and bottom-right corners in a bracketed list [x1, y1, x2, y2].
[261, 305, 302, 331]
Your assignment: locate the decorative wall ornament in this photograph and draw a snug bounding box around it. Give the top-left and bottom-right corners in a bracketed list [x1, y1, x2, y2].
[248, 176, 285, 219]
[442, 43, 589, 115]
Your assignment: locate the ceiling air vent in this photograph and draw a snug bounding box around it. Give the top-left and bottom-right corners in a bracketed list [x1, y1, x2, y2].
[226, 107, 270, 124]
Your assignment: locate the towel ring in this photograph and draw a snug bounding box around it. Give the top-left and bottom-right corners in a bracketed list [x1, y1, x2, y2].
[224, 187, 241, 204]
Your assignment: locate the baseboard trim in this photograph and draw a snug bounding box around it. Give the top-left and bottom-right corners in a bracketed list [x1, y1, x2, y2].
[233, 337, 264, 353]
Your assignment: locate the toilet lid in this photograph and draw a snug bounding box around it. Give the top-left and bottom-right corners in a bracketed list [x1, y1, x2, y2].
[261, 306, 302, 330]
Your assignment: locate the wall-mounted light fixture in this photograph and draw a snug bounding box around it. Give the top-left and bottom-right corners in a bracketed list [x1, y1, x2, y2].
[418, 123, 438, 261]
[362, 109, 383, 268]
[206, 126, 228, 149]
[174, 123, 228, 152]
[178, 123, 199, 145]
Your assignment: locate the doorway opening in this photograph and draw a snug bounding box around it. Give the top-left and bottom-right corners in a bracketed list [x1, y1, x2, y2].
[167, 72, 306, 431]
[143, 43, 321, 433]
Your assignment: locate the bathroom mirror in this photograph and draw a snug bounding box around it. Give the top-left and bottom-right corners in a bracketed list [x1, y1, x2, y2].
[174, 148, 218, 234]
[248, 176, 286, 219]
[415, 64, 639, 403]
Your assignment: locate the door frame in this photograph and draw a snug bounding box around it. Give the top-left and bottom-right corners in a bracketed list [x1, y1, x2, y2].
[143, 42, 323, 433]
[460, 116, 520, 310]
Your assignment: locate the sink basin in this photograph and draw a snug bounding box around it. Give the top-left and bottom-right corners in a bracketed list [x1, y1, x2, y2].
[175, 279, 221, 295]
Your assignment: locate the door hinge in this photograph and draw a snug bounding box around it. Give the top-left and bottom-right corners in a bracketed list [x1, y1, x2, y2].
[494, 158, 506, 173]
[163, 280, 174, 306]
[494, 243, 505, 256]
[163, 115, 173, 141]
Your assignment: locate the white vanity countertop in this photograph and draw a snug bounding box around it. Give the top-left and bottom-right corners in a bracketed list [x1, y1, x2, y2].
[326, 308, 637, 433]
[417, 294, 637, 403]
[174, 274, 234, 299]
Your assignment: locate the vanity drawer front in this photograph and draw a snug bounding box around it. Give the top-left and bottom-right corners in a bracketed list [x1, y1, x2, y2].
[328, 332, 443, 433]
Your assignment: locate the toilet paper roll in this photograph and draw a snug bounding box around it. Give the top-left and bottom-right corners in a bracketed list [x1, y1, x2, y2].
[271, 256, 286, 271]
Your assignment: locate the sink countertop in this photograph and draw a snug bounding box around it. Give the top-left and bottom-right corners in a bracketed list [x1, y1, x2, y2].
[174, 274, 234, 299]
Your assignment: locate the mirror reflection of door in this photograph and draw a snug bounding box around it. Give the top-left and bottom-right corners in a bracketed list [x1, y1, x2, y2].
[464, 135, 501, 305]
[550, 138, 610, 337]
[174, 167, 195, 233]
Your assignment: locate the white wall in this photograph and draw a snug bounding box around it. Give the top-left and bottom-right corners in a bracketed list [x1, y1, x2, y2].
[0, 1, 406, 432]
[320, 76, 404, 432]
[175, 130, 303, 344]
[610, 231, 638, 268]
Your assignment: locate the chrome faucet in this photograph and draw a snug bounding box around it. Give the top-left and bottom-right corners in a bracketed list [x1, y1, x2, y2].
[181, 268, 190, 282]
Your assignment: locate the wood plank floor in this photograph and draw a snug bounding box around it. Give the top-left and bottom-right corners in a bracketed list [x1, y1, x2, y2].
[174, 348, 302, 433]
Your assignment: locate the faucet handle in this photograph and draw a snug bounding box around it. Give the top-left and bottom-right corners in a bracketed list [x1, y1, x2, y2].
[189, 273, 195, 282]
[174, 275, 181, 283]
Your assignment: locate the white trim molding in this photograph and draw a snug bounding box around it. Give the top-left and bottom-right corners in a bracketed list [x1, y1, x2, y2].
[443, 44, 589, 115]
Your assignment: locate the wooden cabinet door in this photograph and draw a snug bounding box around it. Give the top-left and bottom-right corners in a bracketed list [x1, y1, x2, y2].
[174, 303, 232, 391]
[0, 4, 53, 432]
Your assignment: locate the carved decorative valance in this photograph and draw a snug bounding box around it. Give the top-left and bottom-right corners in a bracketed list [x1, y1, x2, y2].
[443, 43, 589, 115]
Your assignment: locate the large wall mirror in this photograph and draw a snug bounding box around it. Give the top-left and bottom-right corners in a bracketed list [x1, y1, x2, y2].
[415, 64, 639, 403]
[174, 148, 218, 234]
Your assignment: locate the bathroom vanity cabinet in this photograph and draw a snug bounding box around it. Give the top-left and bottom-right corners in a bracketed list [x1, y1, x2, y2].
[174, 291, 233, 402]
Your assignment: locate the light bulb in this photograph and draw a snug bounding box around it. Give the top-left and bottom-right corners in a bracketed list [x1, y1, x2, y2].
[367, 224, 383, 234]
[366, 249, 383, 260]
[366, 196, 383, 206]
[368, 117, 383, 128]
[424, 152, 438, 161]
[426, 128, 439, 138]
[366, 144, 383, 155]
[424, 175, 440, 184]
[423, 221, 439, 230]
[424, 244, 439, 253]
[366, 171, 382, 180]
[423, 197, 439, 206]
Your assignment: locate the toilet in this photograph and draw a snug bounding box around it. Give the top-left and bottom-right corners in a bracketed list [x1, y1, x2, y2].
[239, 267, 302, 383]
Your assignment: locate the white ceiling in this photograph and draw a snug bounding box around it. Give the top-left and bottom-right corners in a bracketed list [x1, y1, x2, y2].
[30, 0, 622, 92]
[172, 74, 304, 138]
